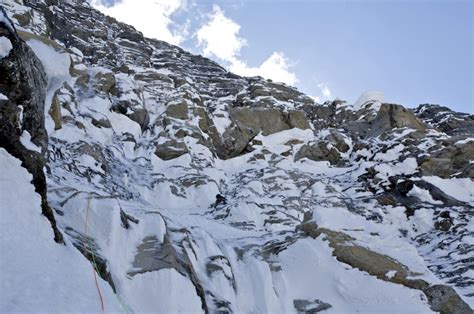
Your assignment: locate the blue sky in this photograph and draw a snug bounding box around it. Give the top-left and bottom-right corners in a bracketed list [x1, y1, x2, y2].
[92, 0, 473, 113]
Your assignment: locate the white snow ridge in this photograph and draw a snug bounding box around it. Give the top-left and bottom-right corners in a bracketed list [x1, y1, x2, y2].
[0, 1, 473, 314]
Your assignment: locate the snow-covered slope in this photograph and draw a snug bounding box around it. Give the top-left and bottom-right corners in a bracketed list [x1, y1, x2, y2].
[0, 148, 122, 313]
[0, 1, 473, 313]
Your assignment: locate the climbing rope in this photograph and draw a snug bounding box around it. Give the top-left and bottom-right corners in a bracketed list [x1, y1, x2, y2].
[83, 196, 131, 314]
[83, 197, 105, 313]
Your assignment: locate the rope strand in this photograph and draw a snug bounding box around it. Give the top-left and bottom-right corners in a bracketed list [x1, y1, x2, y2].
[84, 197, 105, 313]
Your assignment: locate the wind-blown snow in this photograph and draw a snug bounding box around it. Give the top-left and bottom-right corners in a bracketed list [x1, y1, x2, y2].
[353, 90, 384, 110]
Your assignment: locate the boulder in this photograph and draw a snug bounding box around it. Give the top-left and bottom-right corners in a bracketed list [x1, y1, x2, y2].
[229, 107, 289, 136]
[294, 141, 342, 166]
[288, 110, 311, 130]
[367, 104, 427, 137]
[424, 285, 473, 314]
[155, 140, 188, 160]
[293, 299, 332, 313]
[94, 71, 117, 95]
[112, 100, 149, 130]
[49, 93, 62, 130]
[415, 104, 474, 136]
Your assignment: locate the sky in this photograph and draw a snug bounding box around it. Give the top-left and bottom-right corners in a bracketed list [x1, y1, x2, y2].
[90, 0, 473, 113]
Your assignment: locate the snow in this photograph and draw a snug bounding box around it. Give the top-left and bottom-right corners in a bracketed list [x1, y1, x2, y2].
[422, 176, 474, 204]
[27, 39, 70, 84]
[276, 238, 433, 313]
[19, 130, 41, 153]
[385, 270, 398, 279]
[374, 157, 418, 181]
[3, 1, 472, 311]
[122, 269, 204, 313]
[455, 137, 474, 145]
[26, 39, 71, 134]
[353, 90, 384, 110]
[408, 185, 443, 205]
[0, 92, 8, 100]
[0, 36, 12, 58]
[0, 148, 122, 313]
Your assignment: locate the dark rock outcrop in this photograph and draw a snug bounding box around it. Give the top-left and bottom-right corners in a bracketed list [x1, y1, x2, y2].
[0, 8, 62, 242]
[415, 104, 474, 136]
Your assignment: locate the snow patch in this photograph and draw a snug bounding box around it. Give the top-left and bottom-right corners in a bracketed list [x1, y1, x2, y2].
[455, 137, 474, 145]
[408, 185, 443, 205]
[19, 130, 41, 153]
[423, 176, 474, 204]
[0, 36, 13, 58]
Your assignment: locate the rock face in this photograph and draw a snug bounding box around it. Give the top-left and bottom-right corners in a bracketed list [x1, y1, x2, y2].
[1, 1, 473, 313]
[415, 104, 474, 136]
[367, 103, 427, 137]
[0, 8, 62, 242]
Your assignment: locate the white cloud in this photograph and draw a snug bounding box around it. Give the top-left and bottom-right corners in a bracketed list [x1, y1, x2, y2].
[230, 52, 298, 86]
[196, 5, 246, 61]
[196, 5, 298, 86]
[309, 95, 321, 103]
[317, 82, 332, 98]
[90, 0, 187, 45]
